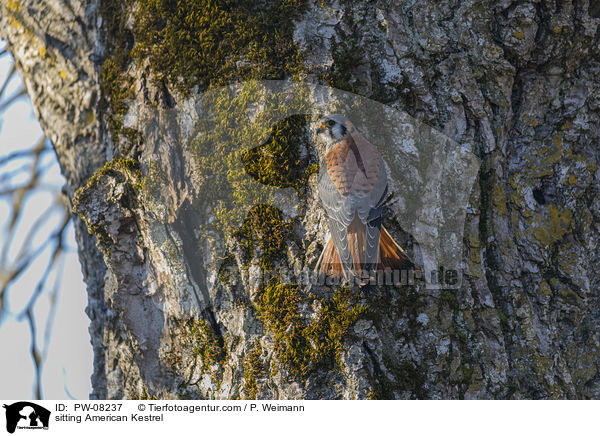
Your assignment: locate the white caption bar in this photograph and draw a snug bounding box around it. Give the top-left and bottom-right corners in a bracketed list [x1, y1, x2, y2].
[0, 400, 596, 436]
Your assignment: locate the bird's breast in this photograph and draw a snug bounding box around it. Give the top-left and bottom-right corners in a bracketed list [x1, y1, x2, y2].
[326, 140, 380, 198]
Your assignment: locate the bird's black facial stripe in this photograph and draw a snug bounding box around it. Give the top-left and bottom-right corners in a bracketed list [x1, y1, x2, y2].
[339, 124, 347, 136]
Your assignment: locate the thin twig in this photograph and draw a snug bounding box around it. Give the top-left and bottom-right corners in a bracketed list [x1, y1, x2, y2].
[0, 145, 52, 168]
[0, 63, 16, 103]
[0, 88, 27, 112]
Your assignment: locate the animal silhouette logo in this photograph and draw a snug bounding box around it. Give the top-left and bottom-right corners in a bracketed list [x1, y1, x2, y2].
[3, 402, 50, 433]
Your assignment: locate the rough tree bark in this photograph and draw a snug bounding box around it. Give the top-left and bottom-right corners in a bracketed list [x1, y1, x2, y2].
[1, 0, 599, 399]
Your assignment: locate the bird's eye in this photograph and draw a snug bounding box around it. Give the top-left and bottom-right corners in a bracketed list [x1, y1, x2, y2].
[326, 120, 335, 126]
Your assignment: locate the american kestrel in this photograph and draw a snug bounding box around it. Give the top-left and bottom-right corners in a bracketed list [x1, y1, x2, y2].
[314, 114, 413, 281]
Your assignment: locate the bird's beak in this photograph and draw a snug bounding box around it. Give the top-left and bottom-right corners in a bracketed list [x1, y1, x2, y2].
[316, 124, 326, 134]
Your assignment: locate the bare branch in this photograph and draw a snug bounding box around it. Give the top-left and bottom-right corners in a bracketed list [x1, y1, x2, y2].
[0, 145, 52, 168]
[23, 307, 42, 400]
[0, 87, 27, 112]
[0, 63, 16, 103]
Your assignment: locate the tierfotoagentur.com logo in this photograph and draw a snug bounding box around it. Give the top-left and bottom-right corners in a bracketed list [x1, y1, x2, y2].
[3, 402, 50, 433]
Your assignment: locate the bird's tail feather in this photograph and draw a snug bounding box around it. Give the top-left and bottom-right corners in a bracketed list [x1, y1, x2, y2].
[316, 224, 415, 280]
[348, 214, 366, 276]
[315, 235, 345, 278]
[379, 226, 414, 271]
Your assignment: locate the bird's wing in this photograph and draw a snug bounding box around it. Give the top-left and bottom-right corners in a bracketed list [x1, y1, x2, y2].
[318, 164, 355, 227]
[345, 133, 387, 273]
[318, 164, 356, 278]
[350, 133, 387, 211]
[362, 183, 386, 272]
[327, 215, 354, 279]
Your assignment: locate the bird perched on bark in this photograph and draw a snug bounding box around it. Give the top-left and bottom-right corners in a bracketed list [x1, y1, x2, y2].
[314, 114, 413, 282]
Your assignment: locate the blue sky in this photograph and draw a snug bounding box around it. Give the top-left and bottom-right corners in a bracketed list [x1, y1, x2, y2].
[0, 41, 92, 400]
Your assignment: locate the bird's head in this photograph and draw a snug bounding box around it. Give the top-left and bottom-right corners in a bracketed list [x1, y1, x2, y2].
[316, 114, 354, 148]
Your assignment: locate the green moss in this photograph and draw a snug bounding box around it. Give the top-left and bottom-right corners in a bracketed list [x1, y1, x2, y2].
[305, 287, 368, 369]
[233, 202, 367, 378]
[99, 0, 317, 231]
[439, 290, 459, 311]
[255, 280, 367, 378]
[236, 199, 367, 380]
[365, 390, 377, 400]
[320, 31, 365, 93]
[216, 253, 238, 286]
[242, 114, 312, 191]
[164, 317, 227, 388]
[131, 384, 160, 400]
[72, 157, 144, 254]
[497, 308, 508, 328]
[461, 363, 474, 383]
[233, 204, 292, 267]
[99, 0, 138, 144]
[255, 279, 309, 376]
[243, 340, 264, 399]
[306, 163, 319, 178]
[231, 199, 368, 379]
[98, 0, 310, 154]
[73, 157, 141, 207]
[187, 318, 227, 372]
[187, 82, 314, 236]
[101, 57, 132, 122]
[539, 280, 552, 298]
[132, 0, 306, 94]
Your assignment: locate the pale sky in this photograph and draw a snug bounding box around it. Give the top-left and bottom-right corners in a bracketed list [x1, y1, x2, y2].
[0, 41, 93, 400]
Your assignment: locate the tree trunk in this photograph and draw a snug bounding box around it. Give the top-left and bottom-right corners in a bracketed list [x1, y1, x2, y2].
[1, 0, 599, 399]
